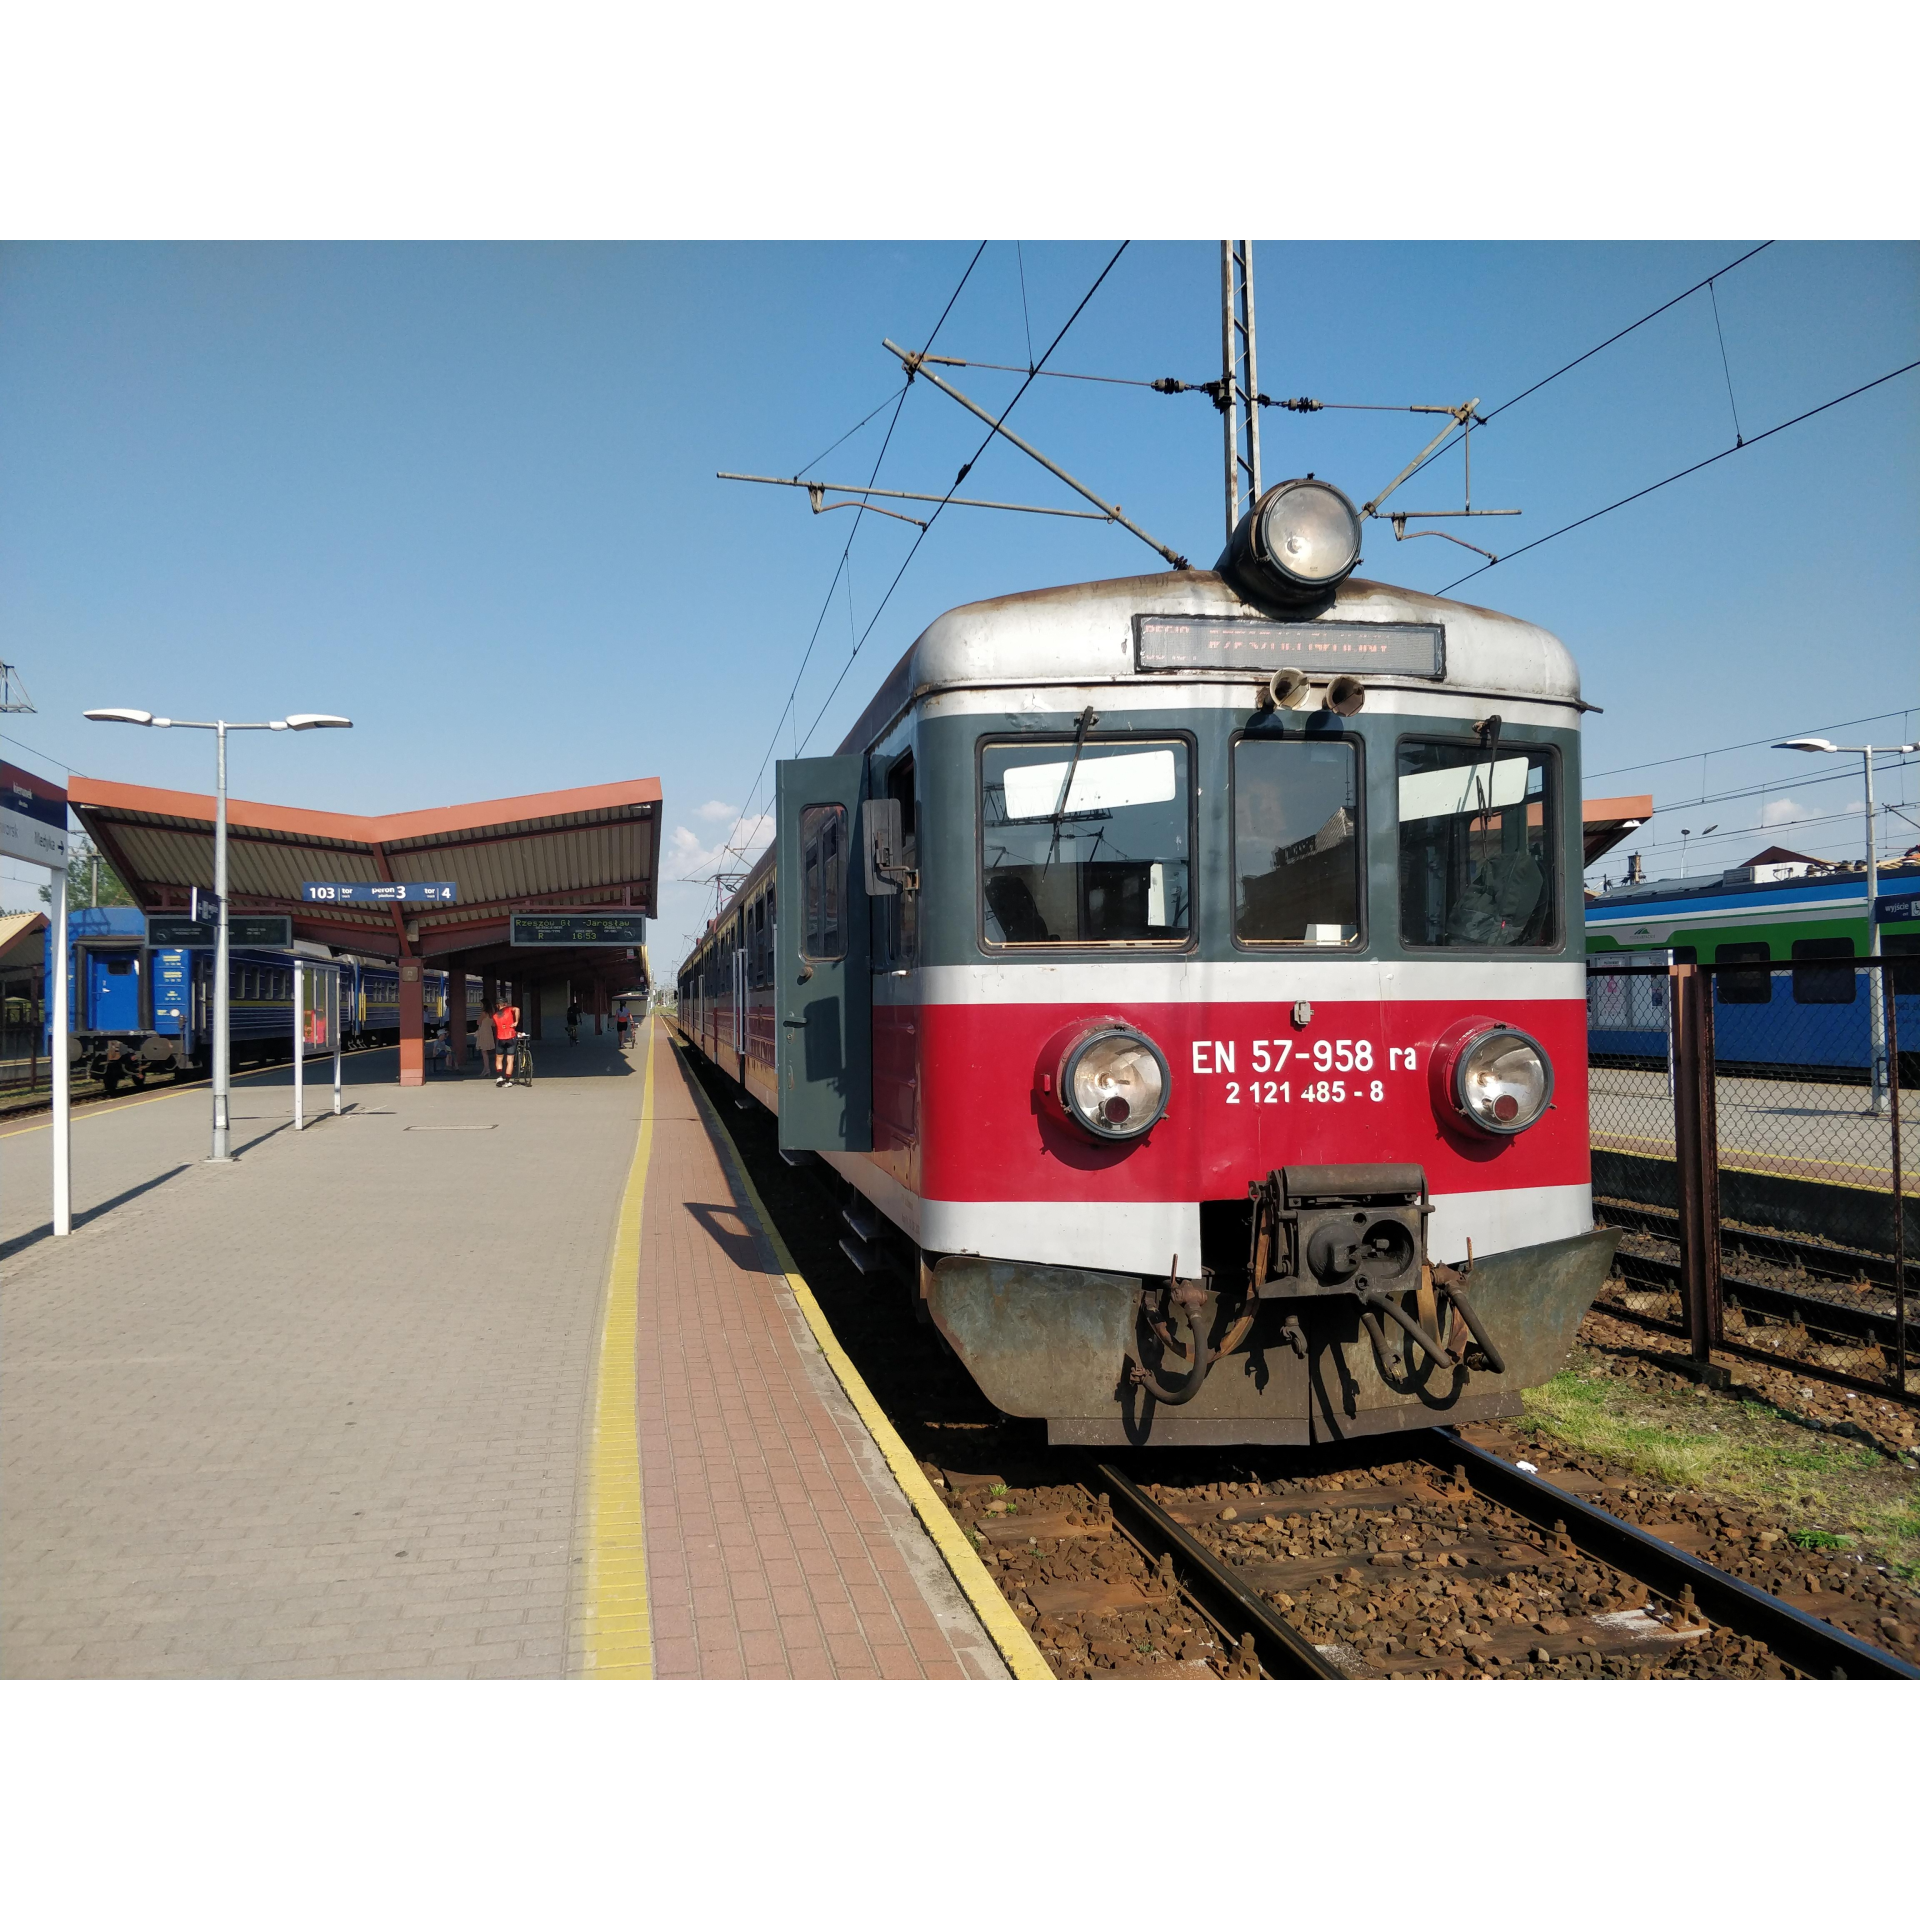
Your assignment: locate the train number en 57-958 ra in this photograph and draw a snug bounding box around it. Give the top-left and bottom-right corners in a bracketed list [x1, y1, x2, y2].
[1189, 1037, 1423, 1107]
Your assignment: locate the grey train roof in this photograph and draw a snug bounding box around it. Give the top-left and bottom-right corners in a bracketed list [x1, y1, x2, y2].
[838, 568, 1583, 754]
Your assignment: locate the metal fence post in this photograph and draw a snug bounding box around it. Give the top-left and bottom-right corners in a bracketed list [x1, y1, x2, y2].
[1671, 963, 1725, 1369]
[1887, 964, 1906, 1396]
[1696, 966, 1724, 1352]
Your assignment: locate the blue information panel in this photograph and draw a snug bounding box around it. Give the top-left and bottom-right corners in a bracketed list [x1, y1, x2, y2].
[510, 912, 649, 947]
[302, 883, 458, 903]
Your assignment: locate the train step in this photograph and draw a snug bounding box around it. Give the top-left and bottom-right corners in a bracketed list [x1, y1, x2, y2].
[840, 1205, 883, 1244]
[838, 1235, 888, 1276]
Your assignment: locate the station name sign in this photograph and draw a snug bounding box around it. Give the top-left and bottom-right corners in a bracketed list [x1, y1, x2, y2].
[148, 914, 294, 949]
[302, 883, 458, 903]
[0, 760, 68, 869]
[1134, 615, 1446, 679]
[510, 912, 649, 947]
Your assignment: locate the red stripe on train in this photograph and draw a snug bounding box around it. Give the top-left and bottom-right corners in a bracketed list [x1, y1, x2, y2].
[905, 997, 1589, 1203]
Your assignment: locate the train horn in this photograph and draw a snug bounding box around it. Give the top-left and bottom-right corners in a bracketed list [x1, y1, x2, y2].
[1268, 667, 1309, 709]
[1323, 675, 1365, 716]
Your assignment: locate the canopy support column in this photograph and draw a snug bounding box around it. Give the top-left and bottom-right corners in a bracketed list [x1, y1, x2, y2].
[398, 960, 425, 1087]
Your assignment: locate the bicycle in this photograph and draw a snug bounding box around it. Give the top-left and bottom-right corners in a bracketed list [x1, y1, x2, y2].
[513, 1033, 536, 1087]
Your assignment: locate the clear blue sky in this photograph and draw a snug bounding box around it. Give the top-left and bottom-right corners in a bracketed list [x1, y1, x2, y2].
[3, 241, 1915, 968]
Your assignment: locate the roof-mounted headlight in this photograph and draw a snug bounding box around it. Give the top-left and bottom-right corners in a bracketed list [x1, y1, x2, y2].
[1218, 478, 1363, 606]
[1057, 1024, 1170, 1142]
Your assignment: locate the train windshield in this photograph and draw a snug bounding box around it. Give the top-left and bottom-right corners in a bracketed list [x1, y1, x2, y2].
[1397, 739, 1557, 948]
[1231, 736, 1362, 945]
[980, 738, 1191, 945]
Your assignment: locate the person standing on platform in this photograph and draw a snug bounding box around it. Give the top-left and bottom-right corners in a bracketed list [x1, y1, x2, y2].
[614, 1005, 631, 1049]
[491, 999, 521, 1087]
[566, 999, 581, 1045]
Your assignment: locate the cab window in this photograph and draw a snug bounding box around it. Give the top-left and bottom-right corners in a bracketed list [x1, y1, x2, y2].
[980, 736, 1191, 946]
[1232, 735, 1362, 946]
[1398, 738, 1557, 949]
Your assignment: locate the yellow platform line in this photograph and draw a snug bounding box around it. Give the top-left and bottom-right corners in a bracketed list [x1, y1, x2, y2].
[673, 1034, 1053, 1681]
[578, 1017, 657, 1678]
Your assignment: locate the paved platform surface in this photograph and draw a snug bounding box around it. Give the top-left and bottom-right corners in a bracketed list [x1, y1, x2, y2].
[1, 1024, 1000, 1679]
[634, 1024, 1000, 1678]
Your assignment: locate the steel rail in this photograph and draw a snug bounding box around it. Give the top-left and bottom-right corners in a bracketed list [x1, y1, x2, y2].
[1613, 1247, 1920, 1356]
[1586, 1296, 1920, 1413]
[1424, 1429, 1920, 1680]
[1095, 1464, 1343, 1680]
[1596, 1197, 1902, 1291]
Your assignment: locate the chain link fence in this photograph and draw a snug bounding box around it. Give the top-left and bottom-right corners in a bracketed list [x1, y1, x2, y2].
[1588, 955, 1915, 1398]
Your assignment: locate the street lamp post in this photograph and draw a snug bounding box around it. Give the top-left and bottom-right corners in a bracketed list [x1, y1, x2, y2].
[84, 708, 351, 1161]
[1775, 736, 1920, 1115]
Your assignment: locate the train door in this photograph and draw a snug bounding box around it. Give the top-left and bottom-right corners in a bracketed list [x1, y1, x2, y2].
[775, 757, 872, 1152]
[732, 941, 748, 1068]
[85, 949, 142, 1031]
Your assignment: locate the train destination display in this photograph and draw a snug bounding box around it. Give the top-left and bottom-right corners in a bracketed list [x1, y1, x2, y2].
[510, 912, 649, 947]
[301, 883, 458, 903]
[147, 914, 294, 948]
[1133, 615, 1445, 678]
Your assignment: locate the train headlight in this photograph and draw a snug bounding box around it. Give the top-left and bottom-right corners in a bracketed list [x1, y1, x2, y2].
[1217, 477, 1364, 607]
[1453, 1025, 1553, 1135]
[1256, 479, 1363, 593]
[1059, 1025, 1170, 1142]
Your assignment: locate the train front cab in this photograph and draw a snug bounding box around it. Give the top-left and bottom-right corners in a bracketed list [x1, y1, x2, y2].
[765, 566, 1618, 1448]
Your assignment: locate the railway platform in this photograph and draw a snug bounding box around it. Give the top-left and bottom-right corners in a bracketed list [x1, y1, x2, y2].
[0, 1020, 1007, 1679]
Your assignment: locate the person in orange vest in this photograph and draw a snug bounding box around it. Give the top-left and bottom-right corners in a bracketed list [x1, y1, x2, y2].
[490, 999, 521, 1087]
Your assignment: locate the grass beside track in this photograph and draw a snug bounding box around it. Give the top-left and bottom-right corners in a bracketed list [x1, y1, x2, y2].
[1520, 1353, 1920, 1586]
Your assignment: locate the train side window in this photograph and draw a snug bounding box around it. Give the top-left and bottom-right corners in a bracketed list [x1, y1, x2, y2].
[1790, 936, 1857, 1005]
[799, 804, 848, 960]
[1396, 739, 1557, 949]
[1231, 735, 1362, 946]
[979, 736, 1192, 947]
[1669, 945, 1698, 965]
[884, 751, 919, 968]
[1886, 933, 1920, 997]
[1714, 940, 1773, 1003]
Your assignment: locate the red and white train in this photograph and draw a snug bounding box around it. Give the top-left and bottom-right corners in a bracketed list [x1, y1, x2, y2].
[679, 479, 1616, 1446]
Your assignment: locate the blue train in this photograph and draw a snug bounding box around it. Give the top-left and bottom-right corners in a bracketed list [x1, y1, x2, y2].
[49, 908, 467, 1093]
[1586, 865, 1920, 1082]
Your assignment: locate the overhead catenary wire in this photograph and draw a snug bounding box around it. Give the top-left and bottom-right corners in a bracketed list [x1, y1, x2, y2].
[1434, 356, 1920, 596]
[792, 382, 912, 480]
[1586, 707, 1918, 781]
[692, 243, 990, 889]
[1379, 241, 1778, 513]
[792, 241, 1134, 756]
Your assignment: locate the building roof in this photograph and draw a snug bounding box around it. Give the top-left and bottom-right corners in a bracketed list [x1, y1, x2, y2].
[1582, 794, 1654, 868]
[0, 910, 48, 971]
[68, 775, 662, 990]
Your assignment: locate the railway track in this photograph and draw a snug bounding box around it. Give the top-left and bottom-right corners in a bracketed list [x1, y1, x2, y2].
[679, 1040, 1920, 1681]
[974, 1436, 1920, 1681]
[1595, 1198, 1907, 1294]
[1610, 1247, 1918, 1358]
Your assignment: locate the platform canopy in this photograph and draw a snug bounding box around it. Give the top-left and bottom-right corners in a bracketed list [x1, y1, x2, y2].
[1583, 794, 1654, 868]
[67, 774, 662, 994]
